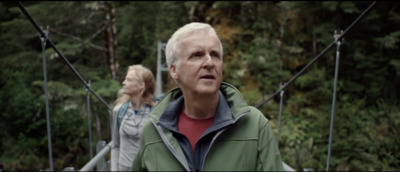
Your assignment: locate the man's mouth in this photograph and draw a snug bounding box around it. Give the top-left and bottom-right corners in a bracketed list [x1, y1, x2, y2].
[200, 75, 215, 79]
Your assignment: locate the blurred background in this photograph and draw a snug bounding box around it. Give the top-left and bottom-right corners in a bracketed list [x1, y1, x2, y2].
[0, 1, 399, 171]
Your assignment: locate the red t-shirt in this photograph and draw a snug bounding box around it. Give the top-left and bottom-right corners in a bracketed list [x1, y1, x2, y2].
[178, 110, 214, 152]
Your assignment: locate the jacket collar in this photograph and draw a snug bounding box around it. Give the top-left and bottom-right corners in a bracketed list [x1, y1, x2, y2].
[157, 90, 234, 132]
[151, 82, 251, 126]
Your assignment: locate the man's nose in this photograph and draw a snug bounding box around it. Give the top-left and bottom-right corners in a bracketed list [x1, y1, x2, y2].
[203, 53, 215, 69]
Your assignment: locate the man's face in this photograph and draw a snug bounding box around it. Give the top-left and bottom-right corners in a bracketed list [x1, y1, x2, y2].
[170, 30, 223, 96]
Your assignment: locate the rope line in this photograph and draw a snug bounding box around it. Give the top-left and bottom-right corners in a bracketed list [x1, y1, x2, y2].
[17, 1, 112, 111]
[255, 1, 378, 109]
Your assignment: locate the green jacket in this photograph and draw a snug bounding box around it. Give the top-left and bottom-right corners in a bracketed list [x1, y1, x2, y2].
[132, 82, 284, 171]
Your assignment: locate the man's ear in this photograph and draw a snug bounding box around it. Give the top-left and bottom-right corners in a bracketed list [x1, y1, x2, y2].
[170, 65, 179, 80]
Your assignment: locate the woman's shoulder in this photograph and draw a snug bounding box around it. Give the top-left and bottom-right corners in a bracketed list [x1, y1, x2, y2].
[112, 103, 125, 113]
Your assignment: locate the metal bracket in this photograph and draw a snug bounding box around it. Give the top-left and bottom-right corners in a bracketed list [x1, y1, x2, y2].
[280, 82, 285, 97]
[40, 26, 50, 46]
[333, 30, 344, 45]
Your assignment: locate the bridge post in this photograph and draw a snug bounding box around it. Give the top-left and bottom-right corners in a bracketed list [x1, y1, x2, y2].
[156, 41, 168, 98]
[40, 25, 54, 171]
[96, 140, 108, 171]
[277, 82, 285, 148]
[86, 80, 94, 161]
[326, 30, 344, 171]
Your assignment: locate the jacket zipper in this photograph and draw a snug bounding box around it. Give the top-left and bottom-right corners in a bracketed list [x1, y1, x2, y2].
[200, 110, 250, 171]
[151, 119, 191, 171]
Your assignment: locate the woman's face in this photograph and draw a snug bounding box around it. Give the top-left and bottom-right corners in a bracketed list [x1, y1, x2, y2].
[122, 70, 144, 97]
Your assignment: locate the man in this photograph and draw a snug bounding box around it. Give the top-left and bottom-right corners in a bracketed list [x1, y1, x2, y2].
[132, 22, 284, 171]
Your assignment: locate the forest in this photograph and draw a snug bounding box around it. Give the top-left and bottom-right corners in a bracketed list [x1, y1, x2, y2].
[0, 1, 399, 171]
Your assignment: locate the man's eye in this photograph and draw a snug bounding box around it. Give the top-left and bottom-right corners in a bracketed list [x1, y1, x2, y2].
[211, 52, 220, 58]
[193, 52, 203, 57]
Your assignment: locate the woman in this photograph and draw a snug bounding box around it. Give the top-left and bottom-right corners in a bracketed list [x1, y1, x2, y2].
[111, 64, 156, 171]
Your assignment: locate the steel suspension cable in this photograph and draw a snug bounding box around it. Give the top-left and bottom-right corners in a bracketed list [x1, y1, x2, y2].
[255, 1, 377, 109]
[17, 1, 112, 111]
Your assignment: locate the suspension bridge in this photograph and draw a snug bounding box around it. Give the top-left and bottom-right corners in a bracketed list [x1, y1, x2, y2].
[15, 1, 379, 171]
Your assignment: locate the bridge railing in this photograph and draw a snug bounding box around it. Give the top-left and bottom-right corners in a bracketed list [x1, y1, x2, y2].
[17, 1, 377, 171]
[17, 1, 114, 171]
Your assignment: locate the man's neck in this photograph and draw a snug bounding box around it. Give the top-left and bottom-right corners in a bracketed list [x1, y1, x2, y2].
[182, 92, 219, 119]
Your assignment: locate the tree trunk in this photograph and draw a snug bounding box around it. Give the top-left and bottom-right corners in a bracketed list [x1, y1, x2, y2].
[278, 5, 286, 86]
[104, 2, 119, 81]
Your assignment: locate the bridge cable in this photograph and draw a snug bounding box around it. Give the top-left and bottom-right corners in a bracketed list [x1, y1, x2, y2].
[255, 1, 378, 109]
[17, 1, 112, 111]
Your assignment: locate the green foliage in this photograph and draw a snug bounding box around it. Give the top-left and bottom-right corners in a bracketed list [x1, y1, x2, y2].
[374, 30, 400, 49]
[116, 1, 189, 77]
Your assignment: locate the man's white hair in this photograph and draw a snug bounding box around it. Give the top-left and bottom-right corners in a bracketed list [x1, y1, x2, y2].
[165, 22, 223, 69]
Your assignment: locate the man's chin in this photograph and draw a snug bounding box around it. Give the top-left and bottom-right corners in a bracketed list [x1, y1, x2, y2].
[195, 86, 219, 95]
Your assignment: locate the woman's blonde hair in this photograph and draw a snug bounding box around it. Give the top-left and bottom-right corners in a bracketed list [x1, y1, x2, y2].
[113, 64, 156, 107]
